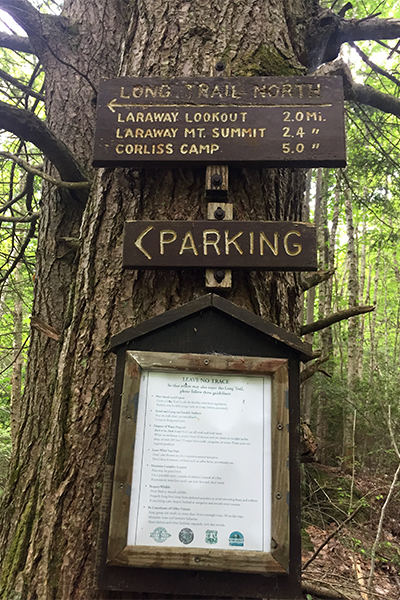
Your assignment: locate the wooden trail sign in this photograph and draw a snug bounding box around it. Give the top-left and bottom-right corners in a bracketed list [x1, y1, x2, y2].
[93, 76, 346, 168]
[123, 220, 317, 271]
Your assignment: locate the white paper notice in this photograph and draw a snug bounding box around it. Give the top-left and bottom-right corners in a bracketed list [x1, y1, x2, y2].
[127, 370, 271, 551]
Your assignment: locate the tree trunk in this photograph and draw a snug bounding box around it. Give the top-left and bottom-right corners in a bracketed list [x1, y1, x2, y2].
[343, 191, 358, 468]
[0, 0, 310, 598]
[369, 248, 381, 387]
[301, 169, 313, 424]
[358, 207, 367, 379]
[10, 268, 23, 443]
[314, 168, 326, 460]
[324, 181, 340, 356]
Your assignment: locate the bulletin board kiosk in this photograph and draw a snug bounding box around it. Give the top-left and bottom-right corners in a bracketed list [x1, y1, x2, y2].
[98, 294, 312, 598]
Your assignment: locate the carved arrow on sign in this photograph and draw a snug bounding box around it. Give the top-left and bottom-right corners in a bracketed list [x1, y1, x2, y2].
[107, 98, 144, 112]
[134, 225, 153, 259]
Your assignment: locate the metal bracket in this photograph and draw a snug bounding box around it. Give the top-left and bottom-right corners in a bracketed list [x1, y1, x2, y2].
[205, 165, 232, 289]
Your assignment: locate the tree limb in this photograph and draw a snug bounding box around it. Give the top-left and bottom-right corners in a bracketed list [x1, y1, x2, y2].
[0, 68, 45, 101]
[300, 354, 330, 383]
[0, 335, 29, 377]
[30, 316, 60, 341]
[337, 2, 353, 18]
[0, 101, 89, 203]
[300, 268, 335, 292]
[0, 152, 90, 189]
[340, 16, 400, 44]
[352, 82, 400, 118]
[307, 8, 400, 71]
[349, 41, 400, 87]
[0, 3, 95, 94]
[302, 504, 363, 571]
[316, 58, 400, 118]
[301, 580, 352, 600]
[367, 407, 400, 590]
[0, 172, 33, 213]
[0, 32, 34, 54]
[0, 217, 36, 284]
[0, 0, 44, 40]
[300, 305, 375, 336]
[0, 0, 69, 62]
[0, 212, 39, 223]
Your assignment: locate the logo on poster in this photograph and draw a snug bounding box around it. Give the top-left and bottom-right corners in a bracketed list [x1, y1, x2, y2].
[229, 531, 244, 547]
[205, 530, 218, 545]
[150, 527, 171, 543]
[179, 528, 194, 545]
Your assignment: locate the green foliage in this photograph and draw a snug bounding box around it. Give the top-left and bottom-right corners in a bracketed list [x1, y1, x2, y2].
[0, 35, 41, 489]
[302, 464, 370, 528]
[0, 264, 33, 489]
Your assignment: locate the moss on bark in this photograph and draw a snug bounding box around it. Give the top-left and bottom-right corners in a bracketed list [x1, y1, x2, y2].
[0, 493, 36, 599]
[234, 45, 306, 76]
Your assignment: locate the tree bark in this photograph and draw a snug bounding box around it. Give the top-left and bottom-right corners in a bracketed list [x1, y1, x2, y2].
[369, 248, 381, 387]
[0, 0, 310, 599]
[314, 168, 327, 461]
[302, 169, 314, 424]
[343, 190, 358, 468]
[358, 206, 367, 379]
[324, 182, 340, 355]
[10, 268, 23, 443]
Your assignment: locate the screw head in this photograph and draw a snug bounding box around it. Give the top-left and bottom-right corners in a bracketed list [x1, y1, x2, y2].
[276, 493, 282, 500]
[204, 359, 210, 365]
[277, 423, 283, 430]
[211, 173, 223, 187]
[214, 270, 226, 283]
[214, 207, 225, 220]
[215, 61, 225, 72]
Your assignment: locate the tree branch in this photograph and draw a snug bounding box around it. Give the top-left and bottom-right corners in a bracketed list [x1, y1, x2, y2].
[0, 2, 95, 94]
[316, 58, 400, 118]
[0, 68, 45, 101]
[0, 152, 90, 189]
[0, 32, 34, 54]
[340, 16, 400, 44]
[0, 217, 36, 284]
[0, 0, 69, 62]
[300, 354, 330, 383]
[0, 101, 89, 203]
[302, 578, 362, 600]
[0, 211, 39, 223]
[30, 316, 60, 341]
[0, 0, 43, 40]
[352, 82, 400, 118]
[368, 407, 400, 590]
[0, 172, 33, 213]
[308, 8, 400, 71]
[349, 41, 400, 87]
[300, 268, 335, 292]
[302, 504, 363, 570]
[300, 305, 375, 336]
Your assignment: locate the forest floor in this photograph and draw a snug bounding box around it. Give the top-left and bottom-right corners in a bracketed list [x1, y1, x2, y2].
[301, 463, 400, 600]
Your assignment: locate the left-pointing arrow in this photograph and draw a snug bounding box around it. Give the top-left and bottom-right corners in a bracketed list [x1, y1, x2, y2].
[107, 98, 141, 112]
[134, 226, 153, 260]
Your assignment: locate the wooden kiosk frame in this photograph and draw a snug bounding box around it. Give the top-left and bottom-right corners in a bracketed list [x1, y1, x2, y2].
[98, 294, 312, 598]
[108, 350, 289, 574]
